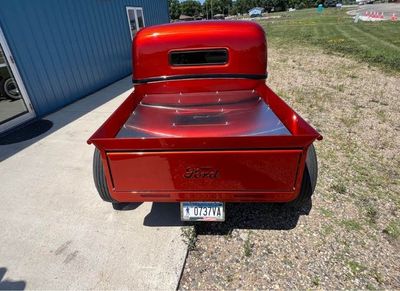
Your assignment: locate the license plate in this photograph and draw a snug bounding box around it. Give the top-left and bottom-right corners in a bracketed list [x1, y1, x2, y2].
[180, 202, 225, 222]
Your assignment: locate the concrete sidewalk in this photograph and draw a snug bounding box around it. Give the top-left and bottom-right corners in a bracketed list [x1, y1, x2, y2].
[0, 77, 187, 290]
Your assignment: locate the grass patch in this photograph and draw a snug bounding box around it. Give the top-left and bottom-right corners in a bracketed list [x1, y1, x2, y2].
[383, 220, 400, 240]
[347, 260, 368, 275]
[243, 232, 253, 257]
[226, 273, 234, 283]
[311, 276, 320, 287]
[336, 83, 345, 92]
[319, 207, 334, 218]
[321, 224, 335, 236]
[371, 268, 384, 284]
[359, 197, 379, 224]
[283, 257, 294, 267]
[365, 205, 378, 224]
[340, 114, 359, 129]
[331, 182, 347, 194]
[259, 8, 400, 73]
[365, 204, 378, 224]
[340, 219, 363, 231]
[376, 109, 388, 123]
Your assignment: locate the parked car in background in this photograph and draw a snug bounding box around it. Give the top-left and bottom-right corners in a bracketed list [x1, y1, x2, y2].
[249, 7, 264, 17]
[325, 0, 337, 7]
[0, 65, 21, 100]
[213, 14, 225, 20]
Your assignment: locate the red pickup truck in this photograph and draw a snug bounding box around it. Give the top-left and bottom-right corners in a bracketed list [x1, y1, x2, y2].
[88, 21, 322, 221]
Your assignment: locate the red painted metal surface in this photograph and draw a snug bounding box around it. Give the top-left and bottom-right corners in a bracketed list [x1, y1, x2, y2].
[117, 90, 291, 138]
[132, 21, 267, 81]
[107, 150, 301, 192]
[88, 21, 322, 203]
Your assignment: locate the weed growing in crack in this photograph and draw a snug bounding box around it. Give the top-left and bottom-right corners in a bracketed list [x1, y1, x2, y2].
[181, 226, 197, 251]
[243, 232, 253, 257]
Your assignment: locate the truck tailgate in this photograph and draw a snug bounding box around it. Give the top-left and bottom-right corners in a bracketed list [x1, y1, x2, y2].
[107, 150, 302, 193]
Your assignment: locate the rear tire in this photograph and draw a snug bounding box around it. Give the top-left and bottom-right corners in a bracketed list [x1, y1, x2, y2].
[93, 148, 116, 203]
[286, 144, 318, 210]
[4, 77, 21, 100]
[93, 149, 143, 211]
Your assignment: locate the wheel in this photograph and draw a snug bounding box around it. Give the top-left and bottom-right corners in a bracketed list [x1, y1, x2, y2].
[93, 148, 116, 203]
[0, 77, 5, 98]
[286, 144, 318, 209]
[4, 77, 21, 100]
[93, 149, 143, 211]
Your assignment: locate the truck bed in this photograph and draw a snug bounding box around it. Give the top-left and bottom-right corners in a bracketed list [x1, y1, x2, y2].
[88, 84, 321, 203]
[117, 90, 291, 138]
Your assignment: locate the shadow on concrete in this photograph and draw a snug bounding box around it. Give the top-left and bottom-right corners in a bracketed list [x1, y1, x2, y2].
[0, 119, 53, 145]
[142, 199, 311, 231]
[143, 203, 186, 227]
[0, 267, 26, 290]
[0, 76, 132, 162]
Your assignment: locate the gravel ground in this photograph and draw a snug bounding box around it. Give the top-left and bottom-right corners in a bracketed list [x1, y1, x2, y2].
[179, 46, 400, 290]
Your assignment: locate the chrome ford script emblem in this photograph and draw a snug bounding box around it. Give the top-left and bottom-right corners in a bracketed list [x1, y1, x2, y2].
[184, 167, 219, 179]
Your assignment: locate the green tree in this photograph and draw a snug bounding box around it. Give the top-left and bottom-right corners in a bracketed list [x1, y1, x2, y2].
[180, 0, 202, 17]
[287, 0, 316, 9]
[233, 0, 256, 14]
[203, 0, 233, 17]
[229, 4, 238, 15]
[168, 0, 181, 20]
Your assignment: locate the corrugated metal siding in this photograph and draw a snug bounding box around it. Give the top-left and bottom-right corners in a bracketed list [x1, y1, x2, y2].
[0, 0, 169, 116]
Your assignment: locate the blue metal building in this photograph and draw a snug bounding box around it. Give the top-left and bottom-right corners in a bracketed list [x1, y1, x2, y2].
[0, 0, 169, 133]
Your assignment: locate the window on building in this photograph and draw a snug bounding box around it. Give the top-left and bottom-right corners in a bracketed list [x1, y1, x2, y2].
[0, 49, 5, 65]
[126, 7, 145, 39]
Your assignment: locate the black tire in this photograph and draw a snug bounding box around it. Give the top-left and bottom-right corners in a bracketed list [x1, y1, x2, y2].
[93, 148, 116, 203]
[0, 77, 5, 98]
[286, 144, 318, 209]
[93, 149, 143, 211]
[4, 77, 21, 100]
